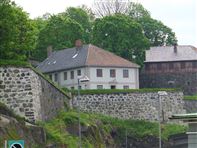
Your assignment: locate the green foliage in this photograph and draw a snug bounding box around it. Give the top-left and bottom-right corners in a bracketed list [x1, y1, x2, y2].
[137, 17, 177, 46]
[128, 3, 151, 20]
[33, 15, 84, 60]
[41, 111, 187, 147]
[67, 88, 181, 95]
[92, 14, 150, 67]
[62, 7, 93, 43]
[184, 95, 197, 100]
[0, 59, 30, 67]
[0, 0, 37, 60]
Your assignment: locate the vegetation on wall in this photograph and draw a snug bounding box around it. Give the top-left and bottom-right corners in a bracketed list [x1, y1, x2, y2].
[184, 95, 197, 100]
[66, 88, 181, 95]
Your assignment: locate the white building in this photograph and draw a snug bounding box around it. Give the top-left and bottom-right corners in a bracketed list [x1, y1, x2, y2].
[37, 41, 140, 90]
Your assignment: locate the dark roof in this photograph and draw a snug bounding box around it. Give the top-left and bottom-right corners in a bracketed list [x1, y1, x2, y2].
[145, 45, 197, 62]
[37, 44, 139, 73]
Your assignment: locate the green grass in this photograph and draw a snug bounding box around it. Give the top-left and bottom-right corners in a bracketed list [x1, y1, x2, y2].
[184, 95, 197, 100]
[68, 88, 181, 95]
[41, 110, 187, 147]
[0, 59, 31, 67]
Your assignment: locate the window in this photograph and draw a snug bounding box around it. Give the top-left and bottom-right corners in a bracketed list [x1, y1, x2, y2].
[123, 85, 129, 89]
[70, 71, 74, 79]
[110, 69, 116, 77]
[97, 85, 103, 89]
[77, 70, 81, 76]
[111, 85, 116, 89]
[54, 73, 58, 82]
[64, 72, 67, 80]
[123, 69, 129, 78]
[49, 74, 52, 80]
[180, 63, 185, 69]
[96, 69, 103, 77]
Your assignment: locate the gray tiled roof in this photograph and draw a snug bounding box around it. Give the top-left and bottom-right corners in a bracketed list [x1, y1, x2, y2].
[37, 44, 139, 73]
[145, 45, 197, 62]
[37, 45, 88, 73]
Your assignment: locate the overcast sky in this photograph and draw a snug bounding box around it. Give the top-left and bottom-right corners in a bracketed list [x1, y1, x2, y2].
[14, 0, 197, 46]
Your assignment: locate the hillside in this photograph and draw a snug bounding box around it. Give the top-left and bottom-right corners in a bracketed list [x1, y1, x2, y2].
[0, 102, 187, 148]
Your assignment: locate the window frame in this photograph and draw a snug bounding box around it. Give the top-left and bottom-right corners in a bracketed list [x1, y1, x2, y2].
[123, 69, 129, 78]
[64, 72, 67, 80]
[96, 69, 103, 77]
[110, 69, 116, 78]
[70, 71, 74, 79]
[77, 69, 81, 76]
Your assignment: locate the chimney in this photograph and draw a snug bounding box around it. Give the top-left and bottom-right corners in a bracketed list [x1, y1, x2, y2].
[47, 45, 53, 57]
[173, 43, 177, 53]
[75, 39, 83, 49]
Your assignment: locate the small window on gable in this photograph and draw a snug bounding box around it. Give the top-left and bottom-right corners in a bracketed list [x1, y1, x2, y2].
[70, 71, 74, 79]
[64, 72, 67, 80]
[77, 70, 81, 76]
[49, 74, 52, 80]
[54, 73, 58, 82]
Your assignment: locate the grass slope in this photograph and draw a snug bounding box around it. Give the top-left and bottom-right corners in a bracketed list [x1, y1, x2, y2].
[42, 111, 187, 147]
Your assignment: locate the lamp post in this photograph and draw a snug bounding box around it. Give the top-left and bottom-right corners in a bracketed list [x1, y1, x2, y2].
[157, 91, 168, 148]
[77, 76, 89, 148]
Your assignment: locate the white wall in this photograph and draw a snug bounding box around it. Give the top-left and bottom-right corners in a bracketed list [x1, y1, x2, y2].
[48, 66, 139, 90]
[89, 67, 139, 89]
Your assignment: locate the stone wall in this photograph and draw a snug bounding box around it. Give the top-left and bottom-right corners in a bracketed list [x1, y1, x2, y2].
[73, 91, 185, 121]
[0, 67, 69, 122]
[184, 100, 197, 113]
[140, 72, 197, 95]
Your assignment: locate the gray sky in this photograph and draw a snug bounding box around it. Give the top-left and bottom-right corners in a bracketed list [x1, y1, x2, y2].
[14, 0, 197, 46]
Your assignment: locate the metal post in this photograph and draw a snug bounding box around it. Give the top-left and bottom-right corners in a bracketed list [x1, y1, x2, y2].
[158, 94, 162, 148]
[77, 78, 82, 148]
[125, 129, 127, 148]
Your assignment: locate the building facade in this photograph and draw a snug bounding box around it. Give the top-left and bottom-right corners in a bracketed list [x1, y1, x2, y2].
[37, 42, 139, 90]
[140, 45, 197, 95]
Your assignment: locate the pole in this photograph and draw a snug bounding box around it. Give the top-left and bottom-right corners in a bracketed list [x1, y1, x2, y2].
[158, 94, 162, 148]
[77, 78, 82, 148]
[125, 129, 127, 148]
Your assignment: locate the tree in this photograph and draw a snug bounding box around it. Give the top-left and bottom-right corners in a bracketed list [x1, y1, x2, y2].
[92, 14, 149, 66]
[60, 7, 94, 43]
[138, 17, 177, 46]
[0, 0, 36, 60]
[128, 3, 151, 20]
[127, 3, 177, 46]
[33, 15, 84, 60]
[93, 0, 131, 17]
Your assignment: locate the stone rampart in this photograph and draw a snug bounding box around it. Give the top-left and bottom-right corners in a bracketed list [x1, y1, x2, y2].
[0, 67, 69, 122]
[73, 91, 185, 121]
